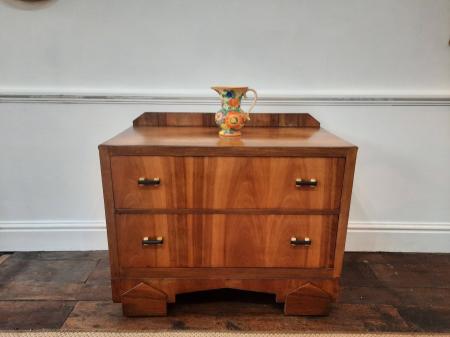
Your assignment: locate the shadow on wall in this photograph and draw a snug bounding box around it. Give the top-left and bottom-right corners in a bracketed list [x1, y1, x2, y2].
[0, 0, 57, 10]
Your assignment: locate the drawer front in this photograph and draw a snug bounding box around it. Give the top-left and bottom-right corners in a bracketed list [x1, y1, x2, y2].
[111, 156, 345, 210]
[116, 214, 338, 268]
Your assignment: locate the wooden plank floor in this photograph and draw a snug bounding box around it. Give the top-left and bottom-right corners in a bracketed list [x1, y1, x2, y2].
[0, 251, 449, 332]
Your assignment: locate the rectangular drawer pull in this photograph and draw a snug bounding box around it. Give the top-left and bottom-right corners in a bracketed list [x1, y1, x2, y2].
[295, 178, 317, 188]
[142, 236, 164, 246]
[290, 236, 312, 246]
[138, 177, 161, 186]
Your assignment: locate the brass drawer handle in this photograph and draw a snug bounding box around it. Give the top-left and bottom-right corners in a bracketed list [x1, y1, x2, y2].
[138, 177, 160, 186]
[290, 236, 312, 246]
[142, 236, 164, 246]
[295, 178, 317, 188]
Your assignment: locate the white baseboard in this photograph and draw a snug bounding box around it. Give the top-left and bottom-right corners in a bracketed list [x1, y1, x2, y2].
[0, 221, 108, 251]
[345, 222, 450, 252]
[0, 220, 449, 253]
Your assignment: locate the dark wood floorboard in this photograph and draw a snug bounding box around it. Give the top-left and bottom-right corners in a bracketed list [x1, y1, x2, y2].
[0, 254, 11, 266]
[0, 252, 100, 301]
[62, 301, 410, 332]
[77, 257, 112, 301]
[0, 301, 75, 330]
[0, 251, 449, 332]
[396, 306, 450, 332]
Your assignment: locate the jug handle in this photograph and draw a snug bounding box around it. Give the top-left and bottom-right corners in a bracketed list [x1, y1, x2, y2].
[244, 88, 258, 120]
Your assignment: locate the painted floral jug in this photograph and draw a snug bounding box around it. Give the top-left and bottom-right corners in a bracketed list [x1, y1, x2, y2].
[212, 86, 258, 137]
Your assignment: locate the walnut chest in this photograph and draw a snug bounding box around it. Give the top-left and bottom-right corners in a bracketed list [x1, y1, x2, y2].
[99, 112, 357, 316]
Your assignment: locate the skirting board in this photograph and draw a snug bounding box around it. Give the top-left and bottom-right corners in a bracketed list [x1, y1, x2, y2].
[0, 221, 449, 253]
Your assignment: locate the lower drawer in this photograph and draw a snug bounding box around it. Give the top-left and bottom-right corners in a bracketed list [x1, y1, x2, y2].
[116, 214, 338, 268]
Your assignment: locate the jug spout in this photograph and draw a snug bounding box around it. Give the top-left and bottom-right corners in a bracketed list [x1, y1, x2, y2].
[211, 86, 223, 95]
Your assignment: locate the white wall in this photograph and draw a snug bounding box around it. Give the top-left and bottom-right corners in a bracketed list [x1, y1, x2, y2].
[0, 0, 449, 95]
[0, 0, 449, 251]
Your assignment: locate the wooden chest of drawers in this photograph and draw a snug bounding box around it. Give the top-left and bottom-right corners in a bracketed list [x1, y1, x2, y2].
[99, 112, 357, 316]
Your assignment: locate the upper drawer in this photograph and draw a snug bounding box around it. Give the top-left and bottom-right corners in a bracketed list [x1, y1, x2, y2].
[111, 156, 345, 210]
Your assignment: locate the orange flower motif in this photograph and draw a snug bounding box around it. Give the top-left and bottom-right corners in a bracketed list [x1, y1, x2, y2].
[228, 98, 240, 108]
[225, 112, 245, 130]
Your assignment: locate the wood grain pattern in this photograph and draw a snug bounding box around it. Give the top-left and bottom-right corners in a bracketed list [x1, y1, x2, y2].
[0, 301, 76, 330]
[4, 251, 447, 331]
[133, 112, 320, 128]
[63, 300, 413, 332]
[108, 145, 353, 157]
[119, 278, 339, 304]
[98, 112, 357, 316]
[284, 282, 332, 315]
[4, 251, 450, 334]
[119, 267, 335, 279]
[121, 282, 167, 316]
[98, 147, 121, 302]
[115, 208, 340, 215]
[100, 126, 355, 156]
[333, 147, 358, 277]
[116, 214, 338, 268]
[111, 156, 345, 210]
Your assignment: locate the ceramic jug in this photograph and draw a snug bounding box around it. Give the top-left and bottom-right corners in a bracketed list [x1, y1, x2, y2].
[211, 86, 258, 137]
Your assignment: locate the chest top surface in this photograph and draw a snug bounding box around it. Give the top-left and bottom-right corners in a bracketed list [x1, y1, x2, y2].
[100, 113, 356, 156]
